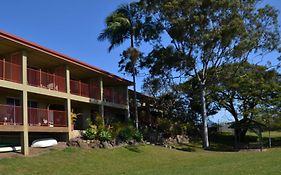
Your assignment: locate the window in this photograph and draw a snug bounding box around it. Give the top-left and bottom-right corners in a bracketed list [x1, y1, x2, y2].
[6, 97, 20, 106]
[28, 100, 38, 108]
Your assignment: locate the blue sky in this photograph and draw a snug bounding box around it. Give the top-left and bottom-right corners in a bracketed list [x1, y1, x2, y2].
[0, 0, 280, 122]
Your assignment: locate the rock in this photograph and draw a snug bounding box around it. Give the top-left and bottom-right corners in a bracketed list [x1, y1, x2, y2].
[89, 140, 100, 149]
[176, 135, 189, 144]
[128, 140, 135, 145]
[101, 141, 112, 149]
[110, 139, 116, 147]
[78, 140, 89, 149]
[67, 138, 80, 147]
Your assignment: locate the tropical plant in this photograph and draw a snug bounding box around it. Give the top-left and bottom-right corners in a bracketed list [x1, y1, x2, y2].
[133, 130, 143, 142]
[70, 110, 78, 125]
[84, 125, 98, 140]
[98, 130, 112, 142]
[118, 126, 134, 142]
[95, 113, 105, 130]
[98, 3, 143, 129]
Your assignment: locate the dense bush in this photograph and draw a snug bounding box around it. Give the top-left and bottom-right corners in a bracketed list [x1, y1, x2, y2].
[133, 130, 143, 142]
[83, 116, 144, 143]
[116, 124, 143, 142]
[98, 130, 112, 141]
[158, 118, 173, 137]
[84, 125, 98, 140]
[95, 114, 105, 129]
[119, 127, 134, 142]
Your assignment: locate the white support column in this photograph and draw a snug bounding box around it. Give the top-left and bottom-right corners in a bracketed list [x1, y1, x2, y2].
[22, 51, 27, 85]
[65, 66, 72, 139]
[66, 98, 72, 139]
[21, 51, 29, 156]
[99, 77, 104, 119]
[65, 66, 70, 94]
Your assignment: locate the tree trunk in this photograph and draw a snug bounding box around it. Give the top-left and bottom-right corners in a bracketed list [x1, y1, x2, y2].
[133, 69, 139, 129]
[130, 31, 139, 130]
[200, 84, 209, 149]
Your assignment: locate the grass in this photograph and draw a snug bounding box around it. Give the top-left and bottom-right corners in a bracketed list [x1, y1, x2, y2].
[0, 145, 281, 175]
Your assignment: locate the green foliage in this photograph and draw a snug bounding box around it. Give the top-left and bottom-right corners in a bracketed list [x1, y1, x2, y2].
[111, 122, 128, 139]
[158, 118, 173, 137]
[84, 125, 98, 140]
[98, 130, 112, 142]
[119, 126, 135, 142]
[70, 110, 78, 125]
[133, 130, 143, 142]
[172, 123, 188, 136]
[95, 113, 105, 130]
[116, 123, 143, 142]
[138, 0, 280, 148]
[85, 117, 92, 129]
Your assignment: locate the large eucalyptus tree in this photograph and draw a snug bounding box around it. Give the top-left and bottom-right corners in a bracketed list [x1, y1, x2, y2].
[138, 0, 280, 148]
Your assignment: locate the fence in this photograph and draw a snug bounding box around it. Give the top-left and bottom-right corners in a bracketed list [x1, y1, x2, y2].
[28, 107, 67, 127]
[0, 59, 22, 83]
[0, 104, 22, 125]
[27, 68, 66, 92]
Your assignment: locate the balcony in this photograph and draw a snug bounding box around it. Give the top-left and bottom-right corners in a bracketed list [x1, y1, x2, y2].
[0, 104, 22, 125]
[0, 104, 67, 127]
[0, 59, 22, 83]
[103, 87, 126, 105]
[28, 107, 67, 127]
[70, 79, 100, 99]
[27, 68, 66, 92]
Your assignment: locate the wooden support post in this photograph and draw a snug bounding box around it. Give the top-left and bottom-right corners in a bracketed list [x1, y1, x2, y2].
[65, 66, 72, 139]
[21, 51, 29, 156]
[99, 77, 104, 120]
[3, 58, 5, 80]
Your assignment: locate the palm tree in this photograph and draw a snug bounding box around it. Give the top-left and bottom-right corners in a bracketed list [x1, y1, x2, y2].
[98, 3, 140, 129]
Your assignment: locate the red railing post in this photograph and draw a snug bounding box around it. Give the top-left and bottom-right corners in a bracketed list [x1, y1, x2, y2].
[79, 80, 82, 96]
[53, 73, 55, 90]
[3, 59, 5, 80]
[39, 69, 42, 87]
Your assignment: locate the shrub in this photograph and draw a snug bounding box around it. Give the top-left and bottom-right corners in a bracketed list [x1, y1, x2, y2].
[172, 123, 188, 136]
[133, 130, 143, 142]
[95, 113, 105, 130]
[84, 125, 98, 140]
[158, 118, 173, 137]
[117, 125, 144, 142]
[98, 130, 112, 142]
[85, 117, 92, 129]
[119, 127, 134, 142]
[111, 122, 126, 139]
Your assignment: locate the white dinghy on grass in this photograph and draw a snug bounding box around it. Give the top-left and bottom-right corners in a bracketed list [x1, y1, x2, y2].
[0, 146, 21, 153]
[31, 138, 58, 148]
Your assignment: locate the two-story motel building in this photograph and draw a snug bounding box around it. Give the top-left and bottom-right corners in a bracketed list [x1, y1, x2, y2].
[0, 31, 132, 155]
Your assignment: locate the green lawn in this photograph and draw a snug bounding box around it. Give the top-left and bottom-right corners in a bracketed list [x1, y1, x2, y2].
[0, 145, 281, 175]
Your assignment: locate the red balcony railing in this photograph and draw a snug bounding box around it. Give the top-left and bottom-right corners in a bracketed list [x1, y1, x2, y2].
[70, 80, 100, 99]
[28, 107, 67, 127]
[0, 104, 22, 125]
[27, 68, 66, 92]
[103, 87, 127, 105]
[0, 59, 22, 83]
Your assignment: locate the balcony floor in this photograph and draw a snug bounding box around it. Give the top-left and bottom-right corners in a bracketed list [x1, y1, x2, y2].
[0, 125, 68, 133]
[29, 126, 68, 133]
[0, 125, 23, 132]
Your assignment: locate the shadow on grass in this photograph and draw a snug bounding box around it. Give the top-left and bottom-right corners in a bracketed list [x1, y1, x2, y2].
[125, 145, 142, 153]
[175, 146, 196, 152]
